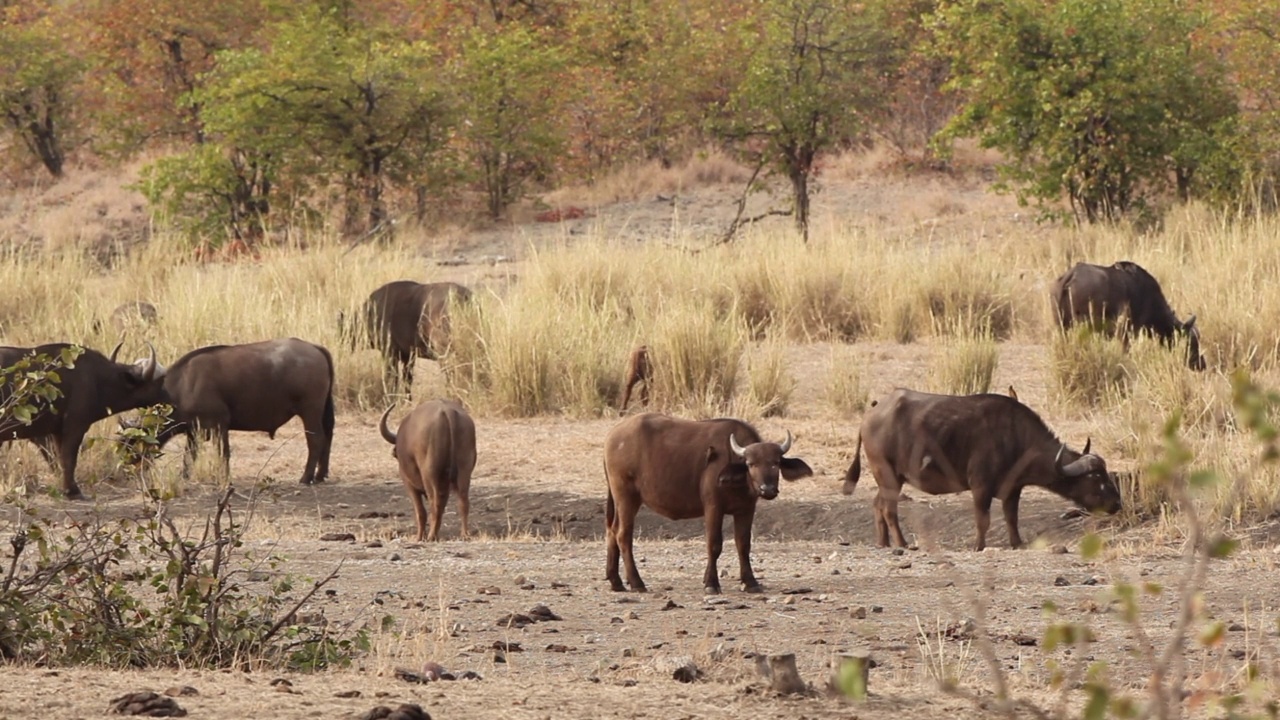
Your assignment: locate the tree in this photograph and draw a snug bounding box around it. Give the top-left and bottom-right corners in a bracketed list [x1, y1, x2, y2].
[0, 7, 84, 178]
[453, 23, 569, 219]
[142, 4, 453, 241]
[931, 0, 1238, 223]
[718, 0, 897, 240]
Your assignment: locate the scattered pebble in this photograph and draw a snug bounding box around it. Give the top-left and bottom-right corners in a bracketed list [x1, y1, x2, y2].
[108, 691, 187, 717]
[319, 532, 356, 542]
[1054, 576, 1072, 587]
[163, 686, 198, 698]
[850, 606, 867, 619]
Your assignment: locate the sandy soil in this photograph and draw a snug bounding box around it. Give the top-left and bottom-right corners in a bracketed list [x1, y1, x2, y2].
[0, 173, 1270, 719]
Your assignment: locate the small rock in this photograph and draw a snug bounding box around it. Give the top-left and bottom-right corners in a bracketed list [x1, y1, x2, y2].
[527, 604, 562, 621]
[661, 600, 682, 611]
[897, 561, 913, 570]
[387, 553, 402, 562]
[492, 640, 523, 652]
[163, 686, 198, 698]
[610, 616, 624, 624]
[269, 678, 292, 687]
[1229, 622, 1246, 632]
[871, 606, 884, 614]
[478, 586, 501, 595]
[334, 690, 362, 698]
[1050, 544, 1069, 555]
[892, 548, 905, 556]
[320, 532, 356, 542]
[366, 540, 384, 549]
[1054, 576, 1072, 587]
[781, 595, 796, 606]
[514, 575, 527, 585]
[622, 648, 635, 657]
[628, 611, 640, 620]
[545, 644, 575, 652]
[850, 606, 867, 619]
[1083, 576, 1102, 586]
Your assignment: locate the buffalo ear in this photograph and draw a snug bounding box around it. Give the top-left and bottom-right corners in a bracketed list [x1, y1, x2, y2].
[780, 457, 814, 481]
[705, 445, 718, 465]
[1183, 314, 1197, 331]
[717, 463, 748, 487]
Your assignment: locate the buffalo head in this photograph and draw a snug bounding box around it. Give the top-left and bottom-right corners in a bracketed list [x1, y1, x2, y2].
[108, 340, 164, 382]
[718, 430, 813, 500]
[1179, 315, 1206, 371]
[1050, 438, 1122, 515]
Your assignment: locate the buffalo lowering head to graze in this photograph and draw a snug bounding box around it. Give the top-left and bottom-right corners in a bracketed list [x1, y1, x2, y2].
[379, 400, 477, 542]
[618, 344, 651, 411]
[1, 341, 164, 499]
[341, 280, 473, 393]
[603, 413, 813, 594]
[118, 337, 335, 485]
[1051, 260, 1205, 370]
[845, 388, 1121, 551]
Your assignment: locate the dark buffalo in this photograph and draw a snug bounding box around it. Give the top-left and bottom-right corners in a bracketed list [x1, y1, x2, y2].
[618, 344, 651, 411]
[343, 280, 472, 391]
[123, 337, 335, 485]
[1, 342, 163, 498]
[845, 388, 1122, 551]
[378, 400, 477, 541]
[603, 413, 813, 594]
[1051, 260, 1205, 370]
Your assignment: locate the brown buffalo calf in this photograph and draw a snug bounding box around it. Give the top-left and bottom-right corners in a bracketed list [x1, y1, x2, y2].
[618, 344, 651, 411]
[603, 412, 813, 594]
[379, 400, 477, 541]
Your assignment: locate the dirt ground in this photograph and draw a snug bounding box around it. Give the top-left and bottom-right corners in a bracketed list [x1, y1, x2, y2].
[1, 173, 1274, 719]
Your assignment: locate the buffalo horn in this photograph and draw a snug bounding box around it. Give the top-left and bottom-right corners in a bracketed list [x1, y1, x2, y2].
[1082, 437, 1092, 456]
[1054, 443, 1067, 471]
[378, 406, 398, 445]
[778, 429, 793, 455]
[109, 341, 124, 363]
[139, 342, 159, 381]
[729, 433, 747, 458]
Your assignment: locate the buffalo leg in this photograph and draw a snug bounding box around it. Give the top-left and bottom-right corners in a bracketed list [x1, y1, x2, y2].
[703, 506, 725, 594]
[217, 426, 232, 478]
[613, 493, 646, 592]
[180, 429, 199, 479]
[605, 491, 624, 591]
[872, 494, 890, 547]
[299, 414, 326, 485]
[619, 381, 634, 411]
[639, 381, 649, 407]
[883, 493, 909, 548]
[1002, 488, 1024, 549]
[427, 486, 446, 542]
[55, 432, 86, 500]
[408, 487, 429, 542]
[455, 482, 471, 539]
[732, 510, 763, 593]
[972, 489, 994, 551]
[29, 436, 59, 472]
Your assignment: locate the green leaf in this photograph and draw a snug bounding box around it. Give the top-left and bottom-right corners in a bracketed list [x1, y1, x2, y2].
[1207, 535, 1239, 559]
[1079, 533, 1105, 560]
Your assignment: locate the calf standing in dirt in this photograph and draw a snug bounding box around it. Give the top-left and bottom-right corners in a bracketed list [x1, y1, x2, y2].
[603, 412, 813, 594]
[379, 400, 477, 541]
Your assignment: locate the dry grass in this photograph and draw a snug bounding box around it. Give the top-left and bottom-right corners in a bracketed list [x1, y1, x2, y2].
[929, 328, 998, 396]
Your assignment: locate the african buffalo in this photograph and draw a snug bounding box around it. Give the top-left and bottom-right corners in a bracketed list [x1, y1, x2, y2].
[122, 337, 334, 485]
[603, 413, 813, 594]
[618, 344, 651, 411]
[1051, 260, 1205, 370]
[343, 280, 473, 391]
[1, 342, 163, 498]
[845, 388, 1122, 551]
[378, 400, 477, 541]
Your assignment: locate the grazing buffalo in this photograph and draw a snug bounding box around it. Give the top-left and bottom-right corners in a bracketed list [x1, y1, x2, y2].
[618, 344, 651, 411]
[93, 301, 159, 335]
[122, 338, 335, 485]
[1, 342, 163, 498]
[603, 413, 813, 594]
[1051, 260, 1205, 370]
[378, 400, 477, 541]
[343, 280, 472, 391]
[845, 388, 1122, 551]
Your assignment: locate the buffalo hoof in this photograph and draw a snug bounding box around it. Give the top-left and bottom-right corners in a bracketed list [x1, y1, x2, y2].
[631, 584, 648, 593]
[704, 585, 721, 595]
[64, 488, 89, 501]
[742, 582, 764, 594]
[608, 581, 627, 592]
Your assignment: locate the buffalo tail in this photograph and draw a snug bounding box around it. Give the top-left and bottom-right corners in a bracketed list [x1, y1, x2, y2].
[842, 433, 863, 495]
[604, 458, 615, 531]
[320, 345, 337, 438]
[444, 409, 460, 489]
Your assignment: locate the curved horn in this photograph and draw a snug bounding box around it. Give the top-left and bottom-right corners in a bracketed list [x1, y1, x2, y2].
[1054, 443, 1067, 471]
[1082, 437, 1092, 456]
[140, 342, 159, 381]
[778, 429, 793, 455]
[378, 406, 398, 445]
[729, 433, 747, 458]
[109, 341, 124, 363]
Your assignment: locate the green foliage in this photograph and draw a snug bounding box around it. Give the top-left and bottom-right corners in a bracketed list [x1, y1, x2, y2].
[720, 0, 898, 238]
[141, 4, 452, 240]
[0, 488, 370, 670]
[931, 0, 1239, 223]
[453, 23, 570, 219]
[137, 145, 272, 247]
[0, 347, 83, 435]
[0, 10, 84, 177]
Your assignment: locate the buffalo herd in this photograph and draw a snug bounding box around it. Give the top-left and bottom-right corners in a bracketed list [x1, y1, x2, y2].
[0, 260, 1202, 591]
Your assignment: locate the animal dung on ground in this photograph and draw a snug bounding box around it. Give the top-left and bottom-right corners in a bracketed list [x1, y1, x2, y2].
[108, 691, 188, 717]
[358, 703, 432, 720]
[760, 652, 808, 695]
